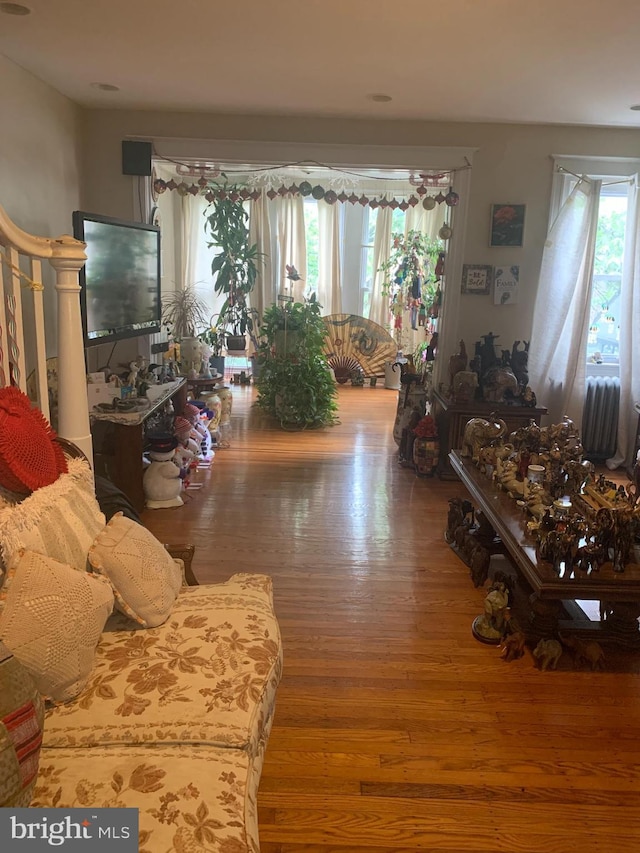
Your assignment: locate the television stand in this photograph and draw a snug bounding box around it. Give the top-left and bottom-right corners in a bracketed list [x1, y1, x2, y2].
[90, 379, 187, 513]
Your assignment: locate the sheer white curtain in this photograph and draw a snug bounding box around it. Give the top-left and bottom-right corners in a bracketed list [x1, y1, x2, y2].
[528, 177, 601, 426]
[405, 203, 440, 242]
[248, 189, 274, 323]
[608, 175, 640, 469]
[276, 195, 306, 302]
[317, 200, 342, 314]
[368, 204, 393, 328]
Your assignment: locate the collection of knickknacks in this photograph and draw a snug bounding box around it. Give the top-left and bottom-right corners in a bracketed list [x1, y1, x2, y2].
[448, 332, 537, 406]
[143, 389, 232, 510]
[460, 414, 640, 576]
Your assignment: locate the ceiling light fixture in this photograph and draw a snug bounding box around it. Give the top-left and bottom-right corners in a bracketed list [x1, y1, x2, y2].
[368, 93, 392, 103]
[0, 2, 31, 14]
[90, 82, 120, 92]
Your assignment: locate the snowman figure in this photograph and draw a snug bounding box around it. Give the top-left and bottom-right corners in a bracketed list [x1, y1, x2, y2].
[143, 434, 184, 509]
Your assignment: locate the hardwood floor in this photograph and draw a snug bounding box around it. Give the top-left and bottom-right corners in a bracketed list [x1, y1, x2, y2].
[141, 386, 640, 853]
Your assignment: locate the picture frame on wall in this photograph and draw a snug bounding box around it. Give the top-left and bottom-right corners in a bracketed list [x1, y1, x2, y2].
[461, 264, 493, 295]
[489, 203, 526, 247]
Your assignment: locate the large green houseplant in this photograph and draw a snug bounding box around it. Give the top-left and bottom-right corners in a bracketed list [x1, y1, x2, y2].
[255, 296, 337, 428]
[205, 189, 262, 350]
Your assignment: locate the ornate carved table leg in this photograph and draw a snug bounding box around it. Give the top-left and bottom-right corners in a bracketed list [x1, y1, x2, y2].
[601, 601, 640, 649]
[527, 593, 563, 642]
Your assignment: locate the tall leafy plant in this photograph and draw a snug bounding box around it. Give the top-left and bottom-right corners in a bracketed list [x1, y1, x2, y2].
[205, 190, 262, 345]
[255, 296, 337, 428]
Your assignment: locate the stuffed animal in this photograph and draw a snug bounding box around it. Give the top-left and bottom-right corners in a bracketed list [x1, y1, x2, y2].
[143, 434, 184, 509]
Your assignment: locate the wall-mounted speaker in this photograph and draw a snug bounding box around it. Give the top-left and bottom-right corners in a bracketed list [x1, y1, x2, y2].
[122, 140, 152, 176]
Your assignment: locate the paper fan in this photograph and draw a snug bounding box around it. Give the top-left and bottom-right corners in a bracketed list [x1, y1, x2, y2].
[322, 314, 397, 383]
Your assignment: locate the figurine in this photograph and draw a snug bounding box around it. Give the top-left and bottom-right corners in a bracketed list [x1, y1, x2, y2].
[532, 638, 562, 671]
[461, 416, 508, 463]
[143, 434, 184, 509]
[559, 634, 605, 671]
[472, 579, 510, 644]
[500, 630, 527, 662]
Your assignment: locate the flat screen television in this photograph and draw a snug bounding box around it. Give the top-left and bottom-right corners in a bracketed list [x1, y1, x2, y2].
[73, 210, 161, 347]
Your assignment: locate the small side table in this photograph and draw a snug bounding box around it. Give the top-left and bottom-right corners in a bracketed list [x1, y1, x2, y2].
[182, 374, 224, 398]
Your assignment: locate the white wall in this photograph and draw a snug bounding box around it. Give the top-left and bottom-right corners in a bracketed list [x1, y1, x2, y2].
[0, 54, 81, 240]
[0, 54, 82, 360]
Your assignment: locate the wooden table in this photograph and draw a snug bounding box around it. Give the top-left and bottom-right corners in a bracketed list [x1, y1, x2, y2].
[449, 450, 640, 646]
[91, 379, 187, 513]
[432, 390, 547, 478]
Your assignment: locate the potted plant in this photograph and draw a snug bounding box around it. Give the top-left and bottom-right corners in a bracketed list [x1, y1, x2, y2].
[161, 286, 210, 374]
[255, 296, 337, 428]
[198, 322, 226, 377]
[205, 188, 263, 351]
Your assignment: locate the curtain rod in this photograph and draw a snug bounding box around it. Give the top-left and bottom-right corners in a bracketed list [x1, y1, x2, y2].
[556, 165, 633, 187]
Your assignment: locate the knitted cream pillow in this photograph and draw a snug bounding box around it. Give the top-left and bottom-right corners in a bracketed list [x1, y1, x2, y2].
[0, 457, 105, 575]
[0, 550, 114, 703]
[88, 513, 182, 628]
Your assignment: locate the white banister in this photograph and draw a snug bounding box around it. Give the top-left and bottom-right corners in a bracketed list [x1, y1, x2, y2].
[0, 204, 91, 461]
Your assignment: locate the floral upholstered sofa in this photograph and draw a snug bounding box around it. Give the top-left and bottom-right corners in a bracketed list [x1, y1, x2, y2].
[0, 454, 282, 853]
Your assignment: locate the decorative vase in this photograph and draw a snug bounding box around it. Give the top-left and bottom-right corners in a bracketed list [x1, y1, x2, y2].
[413, 437, 440, 476]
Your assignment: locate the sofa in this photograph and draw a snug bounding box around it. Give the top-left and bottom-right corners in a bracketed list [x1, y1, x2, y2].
[0, 451, 282, 852]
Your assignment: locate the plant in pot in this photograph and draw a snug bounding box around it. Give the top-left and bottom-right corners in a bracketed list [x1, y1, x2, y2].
[198, 322, 226, 377]
[255, 295, 337, 428]
[161, 286, 210, 375]
[205, 188, 263, 352]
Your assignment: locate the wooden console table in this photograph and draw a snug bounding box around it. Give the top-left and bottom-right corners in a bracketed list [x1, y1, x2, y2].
[449, 450, 640, 647]
[432, 390, 547, 478]
[90, 379, 187, 513]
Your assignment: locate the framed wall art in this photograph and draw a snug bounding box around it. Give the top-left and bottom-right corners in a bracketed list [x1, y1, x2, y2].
[489, 203, 526, 247]
[461, 264, 493, 295]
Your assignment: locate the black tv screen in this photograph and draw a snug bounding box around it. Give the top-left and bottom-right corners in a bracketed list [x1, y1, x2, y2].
[73, 211, 161, 347]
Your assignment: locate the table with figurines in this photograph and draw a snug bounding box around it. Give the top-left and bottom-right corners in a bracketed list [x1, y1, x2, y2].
[447, 417, 640, 649]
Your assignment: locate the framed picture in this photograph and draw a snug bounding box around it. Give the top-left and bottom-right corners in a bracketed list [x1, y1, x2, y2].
[494, 265, 520, 305]
[461, 264, 493, 295]
[489, 203, 526, 247]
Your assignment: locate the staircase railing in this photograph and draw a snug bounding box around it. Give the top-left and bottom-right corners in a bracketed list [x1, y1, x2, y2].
[0, 204, 92, 461]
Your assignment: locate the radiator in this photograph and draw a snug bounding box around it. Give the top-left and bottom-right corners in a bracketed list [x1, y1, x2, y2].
[582, 376, 620, 459]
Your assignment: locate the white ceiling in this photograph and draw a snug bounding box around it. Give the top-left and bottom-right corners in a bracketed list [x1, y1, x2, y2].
[2, 0, 640, 128]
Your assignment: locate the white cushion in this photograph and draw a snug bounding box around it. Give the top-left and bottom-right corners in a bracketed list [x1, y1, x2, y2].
[0, 549, 114, 703]
[88, 513, 182, 628]
[0, 458, 105, 574]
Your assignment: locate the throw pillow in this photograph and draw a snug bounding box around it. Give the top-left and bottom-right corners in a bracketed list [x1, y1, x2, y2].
[0, 387, 67, 495]
[0, 457, 105, 574]
[0, 639, 44, 807]
[88, 513, 182, 628]
[0, 550, 114, 703]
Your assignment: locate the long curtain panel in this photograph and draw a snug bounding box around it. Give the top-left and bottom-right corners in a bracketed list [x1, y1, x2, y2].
[528, 178, 601, 426]
[181, 195, 222, 324]
[248, 189, 274, 324]
[317, 200, 342, 315]
[368, 204, 393, 328]
[608, 175, 640, 469]
[275, 195, 306, 302]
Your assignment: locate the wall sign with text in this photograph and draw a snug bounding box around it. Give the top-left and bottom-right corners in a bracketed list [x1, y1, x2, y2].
[461, 264, 493, 295]
[494, 265, 520, 305]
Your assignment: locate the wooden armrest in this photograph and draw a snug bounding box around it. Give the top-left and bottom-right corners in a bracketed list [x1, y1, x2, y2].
[164, 543, 198, 585]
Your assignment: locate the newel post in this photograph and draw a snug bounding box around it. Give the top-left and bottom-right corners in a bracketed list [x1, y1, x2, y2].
[50, 237, 93, 463]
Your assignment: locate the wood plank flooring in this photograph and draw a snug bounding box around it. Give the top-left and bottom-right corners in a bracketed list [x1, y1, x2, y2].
[141, 386, 640, 853]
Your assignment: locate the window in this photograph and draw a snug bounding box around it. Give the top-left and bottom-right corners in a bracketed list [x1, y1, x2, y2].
[360, 206, 378, 317]
[303, 198, 319, 298]
[587, 186, 627, 368]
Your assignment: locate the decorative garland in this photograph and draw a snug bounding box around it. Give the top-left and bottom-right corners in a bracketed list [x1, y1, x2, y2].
[153, 177, 460, 210]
